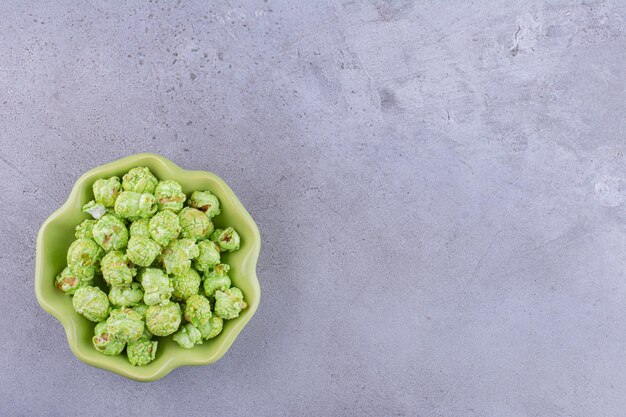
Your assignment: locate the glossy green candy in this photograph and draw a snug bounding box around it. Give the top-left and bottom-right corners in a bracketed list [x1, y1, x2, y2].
[67, 238, 102, 268]
[55, 265, 93, 295]
[114, 191, 158, 221]
[214, 287, 247, 320]
[203, 263, 231, 297]
[178, 207, 213, 241]
[188, 190, 221, 218]
[109, 283, 144, 307]
[161, 238, 199, 275]
[101, 251, 135, 286]
[72, 286, 111, 322]
[194, 240, 221, 272]
[171, 268, 201, 301]
[92, 322, 125, 356]
[92, 214, 129, 251]
[106, 307, 145, 342]
[75, 219, 96, 239]
[129, 218, 150, 238]
[82, 200, 108, 219]
[155, 180, 186, 212]
[184, 294, 212, 326]
[127, 338, 158, 366]
[93, 176, 121, 207]
[197, 315, 223, 340]
[122, 167, 158, 194]
[211, 227, 240, 252]
[149, 210, 181, 246]
[173, 323, 202, 348]
[140, 268, 173, 306]
[145, 301, 182, 336]
[126, 236, 160, 267]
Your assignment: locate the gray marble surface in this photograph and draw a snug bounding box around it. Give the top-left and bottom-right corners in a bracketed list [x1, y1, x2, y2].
[1, 0, 626, 415]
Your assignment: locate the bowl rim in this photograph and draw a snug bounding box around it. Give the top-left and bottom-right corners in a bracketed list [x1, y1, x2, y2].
[34, 153, 261, 382]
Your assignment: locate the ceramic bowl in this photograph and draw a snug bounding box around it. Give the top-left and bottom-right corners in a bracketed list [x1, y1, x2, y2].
[34, 153, 261, 381]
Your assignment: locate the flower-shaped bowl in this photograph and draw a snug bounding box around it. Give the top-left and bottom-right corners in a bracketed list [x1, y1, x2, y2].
[35, 153, 261, 381]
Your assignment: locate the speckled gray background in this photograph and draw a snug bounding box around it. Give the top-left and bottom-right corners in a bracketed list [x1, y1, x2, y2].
[1, 0, 626, 415]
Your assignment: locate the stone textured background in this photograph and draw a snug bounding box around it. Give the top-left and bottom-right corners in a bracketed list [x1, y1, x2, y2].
[1, 0, 626, 415]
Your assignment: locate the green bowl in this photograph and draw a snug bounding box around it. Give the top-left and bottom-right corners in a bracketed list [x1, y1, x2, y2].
[34, 153, 261, 381]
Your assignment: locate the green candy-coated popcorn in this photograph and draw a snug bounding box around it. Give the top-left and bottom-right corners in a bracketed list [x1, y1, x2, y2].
[93, 176, 121, 207]
[210, 229, 223, 242]
[62, 166, 252, 356]
[73, 264, 97, 281]
[184, 294, 212, 326]
[132, 303, 149, 318]
[109, 283, 144, 307]
[92, 322, 125, 356]
[67, 238, 102, 268]
[149, 210, 181, 246]
[101, 251, 135, 286]
[92, 214, 129, 251]
[172, 323, 202, 348]
[55, 265, 93, 295]
[194, 240, 221, 272]
[75, 219, 96, 239]
[114, 191, 158, 220]
[180, 238, 199, 258]
[70, 263, 97, 281]
[127, 338, 158, 366]
[155, 180, 186, 212]
[141, 325, 153, 339]
[178, 207, 213, 241]
[145, 301, 181, 336]
[82, 200, 108, 219]
[122, 167, 158, 194]
[212, 227, 240, 252]
[106, 307, 145, 342]
[126, 236, 161, 267]
[203, 263, 231, 297]
[214, 287, 247, 320]
[161, 238, 199, 275]
[171, 268, 201, 301]
[188, 190, 221, 218]
[72, 286, 111, 322]
[129, 219, 150, 238]
[197, 315, 224, 340]
[140, 268, 173, 306]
